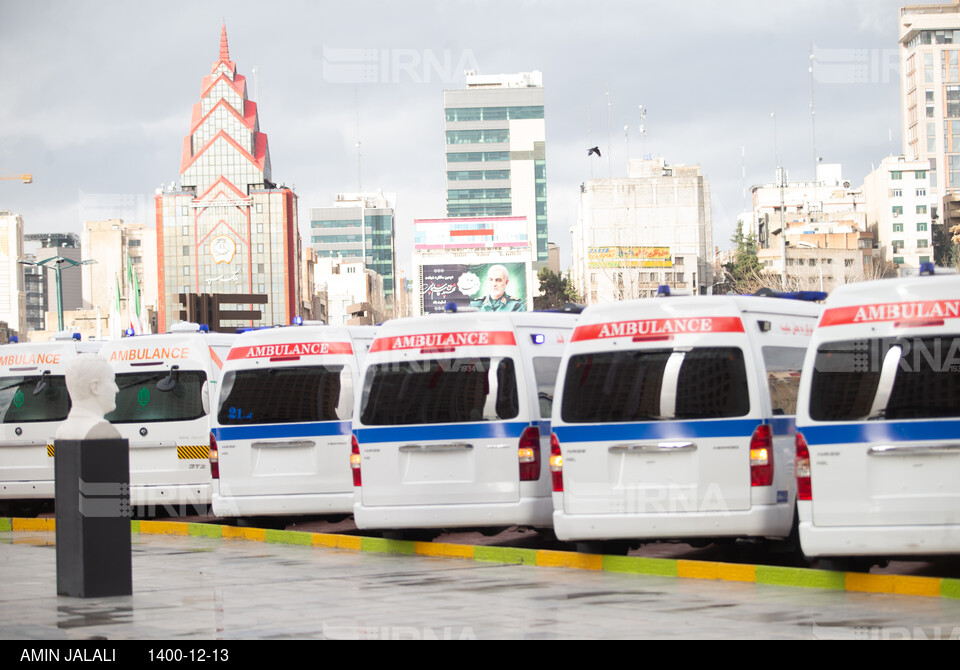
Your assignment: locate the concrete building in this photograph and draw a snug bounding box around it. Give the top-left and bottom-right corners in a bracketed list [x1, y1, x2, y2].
[154, 24, 299, 332]
[316, 257, 386, 326]
[863, 155, 936, 273]
[572, 158, 713, 303]
[0, 210, 25, 338]
[412, 216, 535, 315]
[308, 191, 397, 316]
[80, 219, 157, 336]
[899, 0, 960, 232]
[443, 71, 548, 263]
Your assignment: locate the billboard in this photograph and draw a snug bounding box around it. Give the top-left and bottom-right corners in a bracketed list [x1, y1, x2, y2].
[421, 262, 528, 313]
[587, 246, 672, 268]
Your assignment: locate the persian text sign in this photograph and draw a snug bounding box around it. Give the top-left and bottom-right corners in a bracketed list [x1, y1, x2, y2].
[587, 246, 672, 268]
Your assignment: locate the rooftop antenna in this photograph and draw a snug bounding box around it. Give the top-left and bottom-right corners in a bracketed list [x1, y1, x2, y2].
[638, 104, 647, 159]
[605, 86, 612, 177]
[355, 88, 362, 192]
[809, 46, 818, 190]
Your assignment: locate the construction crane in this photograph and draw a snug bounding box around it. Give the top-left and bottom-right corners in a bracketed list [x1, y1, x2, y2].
[1, 171, 32, 183]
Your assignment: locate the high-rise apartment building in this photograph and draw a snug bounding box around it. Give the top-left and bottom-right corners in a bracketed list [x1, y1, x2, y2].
[900, 0, 960, 230]
[154, 25, 299, 331]
[22, 233, 83, 332]
[864, 155, 936, 272]
[0, 210, 25, 337]
[443, 71, 548, 263]
[308, 191, 396, 315]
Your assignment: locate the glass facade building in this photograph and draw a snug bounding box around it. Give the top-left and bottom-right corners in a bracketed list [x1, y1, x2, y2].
[443, 72, 548, 263]
[154, 24, 298, 331]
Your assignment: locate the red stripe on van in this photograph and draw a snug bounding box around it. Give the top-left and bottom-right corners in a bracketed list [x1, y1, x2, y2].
[227, 342, 354, 360]
[370, 331, 517, 353]
[820, 299, 960, 327]
[572, 317, 745, 342]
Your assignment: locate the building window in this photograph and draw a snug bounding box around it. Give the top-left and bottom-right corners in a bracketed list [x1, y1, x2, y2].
[918, 239, 929, 248]
[181, 206, 189, 216]
[183, 266, 190, 275]
[183, 246, 190, 256]
[915, 170, 927, 179]
[892, 189, 902, 197]
[892, 206, 903, 217]
[916, 188, 927, 196]
[894, 256, 904, 265]
[182, 226, 189, 235]
[844, 259, 855, 267]
[893, 223, 904, 232]
[893, 240, 905, 250]
[918, 222, 929, 231]
[917, 204, 928, 214]
[891, 171, 903, 180]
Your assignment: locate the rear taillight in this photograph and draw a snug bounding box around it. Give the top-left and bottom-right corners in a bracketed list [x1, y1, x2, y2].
[795, 432, 811, 501]
[518, 426, 541, 481]
[749, 424, 773, 487]
[208, 432, 219, 480]
[549, 433, 563, 492]
[350, 435, 362, 487]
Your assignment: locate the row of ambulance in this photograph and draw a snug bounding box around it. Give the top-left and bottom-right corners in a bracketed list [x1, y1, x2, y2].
[1, 270, 958, 569]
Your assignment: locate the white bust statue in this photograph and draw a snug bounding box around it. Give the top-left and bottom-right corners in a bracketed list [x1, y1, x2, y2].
[56, 355, 122, 440]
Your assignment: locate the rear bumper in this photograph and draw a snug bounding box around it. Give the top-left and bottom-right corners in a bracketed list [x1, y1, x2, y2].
[212, 492, 354, 518]
[552, 504, 793, 542]
[354, 496, 553, 530]
[0, 480, 54, 500]
[799, 521, 960, 557]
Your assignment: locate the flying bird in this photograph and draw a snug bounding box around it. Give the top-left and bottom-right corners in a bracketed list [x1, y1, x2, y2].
[587, 146, 601, 157]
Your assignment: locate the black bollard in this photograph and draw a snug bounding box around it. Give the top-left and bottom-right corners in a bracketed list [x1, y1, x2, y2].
[54, 438, 132, 598]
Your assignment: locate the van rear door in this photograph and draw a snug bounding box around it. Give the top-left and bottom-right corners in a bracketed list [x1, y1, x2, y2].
[357, 333, 526, 508]
[803, 332, 960, 528]
[215, 342, 356, 499]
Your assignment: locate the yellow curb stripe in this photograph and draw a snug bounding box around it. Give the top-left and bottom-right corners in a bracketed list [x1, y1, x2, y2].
[677, 559, 757, 583]
[536, 549, 603, 570]
[414, 541, 475, 560]
[846, 572, 942, 598]
[222, 526, 267, 542]
[12, 518, 55, 532]
[138, 520, 189, 536]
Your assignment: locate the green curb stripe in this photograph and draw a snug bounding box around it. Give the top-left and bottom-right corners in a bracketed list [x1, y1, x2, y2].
[130, 520, 140, 534]
[0, 518, 11, 532]
[755, 565, 846, 590]
[265, 529, 313, 546]
[189, 523, 223, 539]
[942, 578, 960, 600]
[361, 537, 416, 555]
[474, 546, 538, 565]
[603, 555, 678, 577]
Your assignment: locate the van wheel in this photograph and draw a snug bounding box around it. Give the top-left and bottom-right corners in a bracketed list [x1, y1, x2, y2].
[576, 541, 630, 556]
[816, 557, 875, 573]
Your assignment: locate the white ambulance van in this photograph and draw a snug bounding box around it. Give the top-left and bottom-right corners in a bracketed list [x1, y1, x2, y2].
[352, 310, 577, 536]
[210, 324, 375, 519]
[0, 334, 102, 514]
[550, 293, 821, 551]
[795, 268, 960, 567]
[99, 323, 235, 512]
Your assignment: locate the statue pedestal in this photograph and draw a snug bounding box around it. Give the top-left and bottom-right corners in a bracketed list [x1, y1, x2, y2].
[54, 439, 132, 598]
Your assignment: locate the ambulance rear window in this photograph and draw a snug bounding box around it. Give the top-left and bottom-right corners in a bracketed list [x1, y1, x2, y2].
[561, 348, 750, 423]
[810, 336, 960, 421]
[0, 375, 70, 423]
[107, 370, 207, 423]
[217, 366, 353, 424]
[361, 357, 519, 425]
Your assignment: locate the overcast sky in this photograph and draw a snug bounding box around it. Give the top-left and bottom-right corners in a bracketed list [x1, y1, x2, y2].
[0, 0, 907, 275]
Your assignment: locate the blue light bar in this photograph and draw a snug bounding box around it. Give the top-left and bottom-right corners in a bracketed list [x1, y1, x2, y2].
[445, 302, 458, 313]
[920, 262, 936, 275]
[9, 336, 18, 344]
[657, 285, 671, 297]
[199, 324, 210, 333]
[531, 334, 545, 345]
[124, 328, 135, 337]
[292, 315, 304, 325]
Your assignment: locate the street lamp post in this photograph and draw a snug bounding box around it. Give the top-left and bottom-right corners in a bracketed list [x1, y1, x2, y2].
[19, 256, 96, 332]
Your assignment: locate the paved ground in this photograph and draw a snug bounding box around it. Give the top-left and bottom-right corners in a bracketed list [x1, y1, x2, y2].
[3, 529, 960, 641]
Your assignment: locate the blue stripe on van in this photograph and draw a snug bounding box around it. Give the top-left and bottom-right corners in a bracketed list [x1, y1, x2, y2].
[799, 420, 960, 446]
[355, 421, 533, 444]
[553, 418, 769, 444]
[212, 421, 352, 441]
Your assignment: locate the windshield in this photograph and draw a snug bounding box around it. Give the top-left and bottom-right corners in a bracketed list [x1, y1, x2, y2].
[0, 375, 70, 423]
[218, 365, 354, 424]
[809, 336, 960, 421]
[106, 370, 207, 423]
[561, 347, 750, 423]
[361, 357, 519, 425]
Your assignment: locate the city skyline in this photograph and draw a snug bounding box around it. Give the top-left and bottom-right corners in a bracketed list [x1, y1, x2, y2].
[1, 1, 906, 275]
